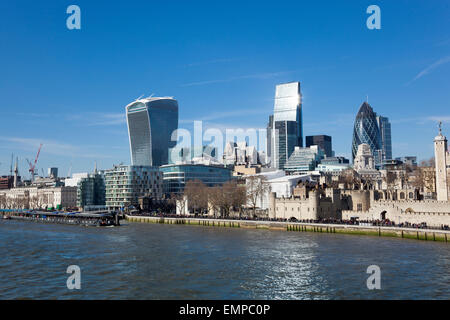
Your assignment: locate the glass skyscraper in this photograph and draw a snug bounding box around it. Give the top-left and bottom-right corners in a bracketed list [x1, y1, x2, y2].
[306, 135, 332, 158]
[351, 102, 382, 164]
[376, 115, 392, 161]
[272, 82, 303, 169]
[126, 97, 178, 167]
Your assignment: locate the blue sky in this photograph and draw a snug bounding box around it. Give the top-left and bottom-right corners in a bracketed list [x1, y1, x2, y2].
[0, 0, 449, 177]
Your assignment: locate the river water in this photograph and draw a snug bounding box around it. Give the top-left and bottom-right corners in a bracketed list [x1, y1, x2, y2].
[0, 220, 448, 299]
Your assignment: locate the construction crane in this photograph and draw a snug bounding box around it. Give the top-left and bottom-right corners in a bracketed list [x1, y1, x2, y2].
[67, 162, 72, 178]
[10, 153, 14, 176]
[27, 144, 43, 182]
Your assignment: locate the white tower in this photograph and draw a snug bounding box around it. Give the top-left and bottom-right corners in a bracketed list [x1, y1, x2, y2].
[434, 122, 449, 201]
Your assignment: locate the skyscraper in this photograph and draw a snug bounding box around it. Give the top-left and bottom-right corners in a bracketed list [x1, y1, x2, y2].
[351, 102, 382, 164]
[272, 82, 303, 169]
[126, 97, 179, 167]
[376, 116, 392, 161]
[306, 135, 332, 158]
[266, 115, 273, 165]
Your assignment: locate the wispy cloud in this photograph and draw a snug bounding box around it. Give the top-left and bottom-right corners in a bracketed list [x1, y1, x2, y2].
[66, 112, 126, 126]
[427, 116, 450, 123]
[0, 136, 113, 159]
[436, 38, 450, 47]
[186, 58, 243, 67]
[182, 108, 271, 122]
[14, 111, 126, 126]
[180, 71, 295, 87]
[406, 56, 450, 85]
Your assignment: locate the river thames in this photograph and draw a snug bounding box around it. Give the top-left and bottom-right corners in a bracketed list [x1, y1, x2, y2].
[0, 220, 448, 299]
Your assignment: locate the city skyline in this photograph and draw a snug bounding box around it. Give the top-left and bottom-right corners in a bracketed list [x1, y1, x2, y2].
[1, 1, 449, 175]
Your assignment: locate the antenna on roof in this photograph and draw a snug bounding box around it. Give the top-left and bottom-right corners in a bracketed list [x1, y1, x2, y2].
[135, 94, 144, 101]
[147, 93, 155, 99]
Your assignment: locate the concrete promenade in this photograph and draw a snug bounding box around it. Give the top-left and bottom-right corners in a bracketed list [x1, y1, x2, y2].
[125, 215, 450, 242]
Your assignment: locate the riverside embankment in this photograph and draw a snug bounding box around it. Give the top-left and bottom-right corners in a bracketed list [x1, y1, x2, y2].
[125, 215, 450, 242]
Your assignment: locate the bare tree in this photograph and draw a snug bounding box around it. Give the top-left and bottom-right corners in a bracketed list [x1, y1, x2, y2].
[206, 186, 222, 218]
[184, 180, 208, 215]
[413, 159, 436, 194]
[170, 193, 186, 215]
[231, 184, 246, 218]
[0, 195, 6, 209]
[340, 169, 360, 190]
[384, 171, 398, 190]
[245, 175, 270, 218]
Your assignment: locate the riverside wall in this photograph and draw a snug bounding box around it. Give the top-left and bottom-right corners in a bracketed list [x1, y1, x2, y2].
[125, 215, 450, 242]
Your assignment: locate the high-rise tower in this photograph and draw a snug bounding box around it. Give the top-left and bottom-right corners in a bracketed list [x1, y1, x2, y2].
[126, 97, 179, 167]
[272, 82, 303, 169]
[352, 102, 382, 164]
[376, 115, 392, 161]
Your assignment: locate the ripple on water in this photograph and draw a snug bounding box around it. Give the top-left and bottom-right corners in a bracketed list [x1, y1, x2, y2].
[0, 220, 448, 299]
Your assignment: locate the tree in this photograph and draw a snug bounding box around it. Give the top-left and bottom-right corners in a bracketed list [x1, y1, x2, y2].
[340, 169, 361, 190]
[0, 195, 6, 209]
[231, 184, 246, 218]
[384, 171, 397, 189]
[184, 180, 208, 215]
[245, 175, 270, 218]
[170, 193, 186, 215]
[206, 186, 222, 218]
[413, 158, 436, 194]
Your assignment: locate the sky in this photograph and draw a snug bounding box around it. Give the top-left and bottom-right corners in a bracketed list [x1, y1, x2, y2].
[0, 0, 449, 177]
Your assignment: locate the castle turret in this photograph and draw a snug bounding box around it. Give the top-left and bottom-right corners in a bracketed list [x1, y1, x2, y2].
[434, 122, 449, 201]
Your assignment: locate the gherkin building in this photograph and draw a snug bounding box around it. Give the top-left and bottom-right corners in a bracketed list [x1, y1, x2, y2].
[351, 102, 382, 162]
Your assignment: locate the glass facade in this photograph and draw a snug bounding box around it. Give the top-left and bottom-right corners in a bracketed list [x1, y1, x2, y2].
[306, 135, 332, 158]
[352, 102, 382, 164]
[284, 146, 323, 173]
[160, 164, 232, 195]
[376, 116, 392, 161]
[126, 97, 178, 167]
[105, 165, 163, 210]
[76, 172, 105, 209]
[272, 82, 303, 169]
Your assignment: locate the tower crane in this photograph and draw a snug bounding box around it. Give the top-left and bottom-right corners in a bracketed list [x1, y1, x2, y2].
[28, 144, 43, 182]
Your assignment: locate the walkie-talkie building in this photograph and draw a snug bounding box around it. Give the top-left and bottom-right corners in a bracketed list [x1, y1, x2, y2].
[126, 97, 178, 167]
[351, 102, 382, 164]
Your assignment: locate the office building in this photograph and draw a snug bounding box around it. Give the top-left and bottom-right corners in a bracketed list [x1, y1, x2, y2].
[266, 115, 273, 165]
[351, 102, 382, 165]
[76, 171, 106, 210]
[126, 96, 178, 167]
[48, 168, 58, 179]
[320, 156, 350, 165]
[271, 82, 303, 169]
[376, 116, 392, 161]
[160, 163, 232, 195]
[306, 135, 332, 158]
[105, 165, 163, 210]
[395, 156, 417, 167]
[284, 145, 323, 174]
